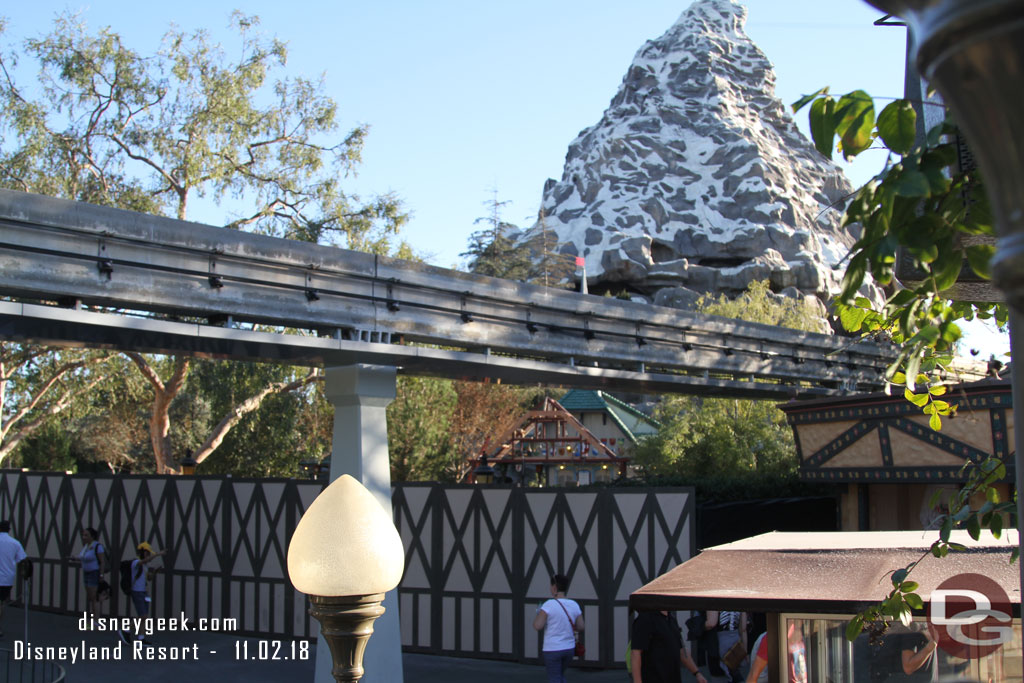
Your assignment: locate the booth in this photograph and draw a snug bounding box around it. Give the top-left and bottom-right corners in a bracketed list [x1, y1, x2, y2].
[630, 530, 1021, 681]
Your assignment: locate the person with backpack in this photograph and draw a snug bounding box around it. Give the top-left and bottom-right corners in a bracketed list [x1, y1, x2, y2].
[118, 541, 167, 645]
[533, 573, 584, 683]
[71, 527, 108, 617]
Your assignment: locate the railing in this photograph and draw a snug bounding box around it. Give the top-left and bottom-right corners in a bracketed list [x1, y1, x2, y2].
[0, 648, 66, 683]
[0, 189, 896, 398]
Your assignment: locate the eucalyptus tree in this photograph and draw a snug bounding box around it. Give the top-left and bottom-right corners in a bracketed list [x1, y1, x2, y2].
[0, 12, 406, 472]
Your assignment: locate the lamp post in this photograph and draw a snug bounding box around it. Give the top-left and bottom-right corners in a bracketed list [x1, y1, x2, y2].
[287, 474, 405, 682]
[179, 450, 197, 476]
[473, 455, 495, 485]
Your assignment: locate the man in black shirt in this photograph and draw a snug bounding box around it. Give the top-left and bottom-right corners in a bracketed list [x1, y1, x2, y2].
[631, 610, 707, 683]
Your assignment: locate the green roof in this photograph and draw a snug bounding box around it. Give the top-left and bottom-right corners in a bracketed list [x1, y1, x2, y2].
[557, 389, 661, 444]
[558, 389, 611, 412]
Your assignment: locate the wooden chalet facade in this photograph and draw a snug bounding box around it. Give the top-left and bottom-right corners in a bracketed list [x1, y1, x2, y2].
[780, 375, 1015, 531]
[469, 390, 659, 486]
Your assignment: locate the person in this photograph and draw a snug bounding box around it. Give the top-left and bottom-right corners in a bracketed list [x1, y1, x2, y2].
[71, 527, 108, 617]
[747, 623, 806, 683]
[705, 610, 747, 682]
[631, 609, 707, 683]
[744, 632, 768, 683]
[533, 573, 584, 683]
[0, 520, 27, 638]
[119, 541, 167, 645]
[861, 623, 938, 681]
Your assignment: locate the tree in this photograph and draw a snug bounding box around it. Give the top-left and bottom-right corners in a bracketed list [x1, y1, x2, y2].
[0, 13, 408, 472]
[0, 12, 406, 247]
[793, 89, 1005, 417]
[461, 190, 534, 280]
[387, 376, 457, 482]
[632, 282, 823, 484]
[0, 343, 110, 466]
[448, 381, 545, 483]
[792, 89, 1014, 641]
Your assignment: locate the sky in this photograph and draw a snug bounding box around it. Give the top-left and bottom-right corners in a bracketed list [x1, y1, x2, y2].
[0, 1, 1009, 359]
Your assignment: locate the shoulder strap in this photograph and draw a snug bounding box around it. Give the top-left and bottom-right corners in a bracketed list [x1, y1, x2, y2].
[554, 599, 576, 631]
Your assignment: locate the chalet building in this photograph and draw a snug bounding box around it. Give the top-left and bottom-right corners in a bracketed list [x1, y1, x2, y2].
[780, 373, 1014, 531]
[471, 389, 659, 486]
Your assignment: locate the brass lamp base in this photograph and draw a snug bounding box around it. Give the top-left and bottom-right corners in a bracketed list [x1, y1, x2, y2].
[308, 593, 386, 683]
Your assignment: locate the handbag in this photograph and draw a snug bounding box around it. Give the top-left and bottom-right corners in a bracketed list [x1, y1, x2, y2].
[555, 599, 585, 658]
[723, 638, 746, 670]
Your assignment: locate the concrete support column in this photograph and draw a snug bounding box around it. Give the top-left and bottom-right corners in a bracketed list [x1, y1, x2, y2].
[314, 364, 402, 683]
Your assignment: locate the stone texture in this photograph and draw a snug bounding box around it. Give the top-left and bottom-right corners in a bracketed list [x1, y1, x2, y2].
[519, 0, 882, 317]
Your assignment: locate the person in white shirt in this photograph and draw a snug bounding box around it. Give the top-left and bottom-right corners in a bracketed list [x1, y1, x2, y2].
[70, 527, 108, 616]
[533, 573, 585, 683]
[0, 520, 28, 637]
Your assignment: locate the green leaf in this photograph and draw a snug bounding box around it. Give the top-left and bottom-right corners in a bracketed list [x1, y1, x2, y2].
[929, 411, 942, 431]
[840, 305, 870, 333]
[966, 243, 996, 280]
[893, 169, 931, 197]
[846, 615, 865, 642]
[904, 592, 924, 610]
[991, 513, 1004, 539]
[987, 487, 1001, 504]
[876, 100, 917, 155]
[905, 355, 922, 391]
[892, 568, 908, 586]
[928, 385, 947, 396]
[940, 517, 952, 543]
[792, 87, 830, 113]
[904, 389, 929, 407]
[809, 96, 837, 157]
[932, 249, 964, 293]
[901, 581, 919, 593]
[834, 91, 875, 160]
[967, 514, 981, 540]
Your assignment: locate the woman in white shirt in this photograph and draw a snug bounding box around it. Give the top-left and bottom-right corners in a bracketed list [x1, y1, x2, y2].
[533, 573, 584, 683]
[75, 527, 107, 616]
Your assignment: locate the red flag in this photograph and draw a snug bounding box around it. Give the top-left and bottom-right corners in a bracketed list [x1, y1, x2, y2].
[575, 256, 585, 267]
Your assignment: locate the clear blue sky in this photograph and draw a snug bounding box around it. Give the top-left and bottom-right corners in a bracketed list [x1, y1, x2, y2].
[1, 1, 1008, 358]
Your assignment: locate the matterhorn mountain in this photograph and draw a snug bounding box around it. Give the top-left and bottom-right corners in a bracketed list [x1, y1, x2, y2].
[519, 0, 871, 316]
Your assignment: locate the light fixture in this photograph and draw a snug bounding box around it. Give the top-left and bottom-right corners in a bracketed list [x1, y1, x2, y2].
[298, 459, 317, 479]
[287, 475, 405, 682]
[179, 450, 197, 476]
[473, 455, 495, 485]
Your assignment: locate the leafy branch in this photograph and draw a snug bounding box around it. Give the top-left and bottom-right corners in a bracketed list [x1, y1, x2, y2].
[793, 88, 1008, 426]
[793, 88, 1015, 642]
[846, 459, 1016, 644]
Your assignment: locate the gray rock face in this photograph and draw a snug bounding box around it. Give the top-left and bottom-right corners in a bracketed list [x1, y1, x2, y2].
[521, 0, 880, 313]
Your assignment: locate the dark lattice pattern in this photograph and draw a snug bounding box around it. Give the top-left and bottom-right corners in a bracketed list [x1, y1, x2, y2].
[0, 472, 693, 663]
[393, 484, 693, 666]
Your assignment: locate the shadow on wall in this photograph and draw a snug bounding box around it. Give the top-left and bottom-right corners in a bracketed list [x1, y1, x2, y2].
[695, 496, 839, 549]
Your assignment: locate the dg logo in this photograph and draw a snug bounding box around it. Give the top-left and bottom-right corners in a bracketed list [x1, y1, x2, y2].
[928, 572, 1014, 659]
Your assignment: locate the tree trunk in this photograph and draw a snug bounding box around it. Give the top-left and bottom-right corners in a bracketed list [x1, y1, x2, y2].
[126, 352, 190, 474]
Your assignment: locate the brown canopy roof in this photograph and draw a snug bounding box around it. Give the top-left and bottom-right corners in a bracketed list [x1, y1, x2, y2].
[629, 530, 1021, 616]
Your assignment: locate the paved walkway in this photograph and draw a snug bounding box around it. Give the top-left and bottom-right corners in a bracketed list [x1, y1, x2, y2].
[0, 605, 647, 683]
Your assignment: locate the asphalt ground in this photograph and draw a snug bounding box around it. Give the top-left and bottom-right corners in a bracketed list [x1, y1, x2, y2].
[0, 604, 670, 683]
